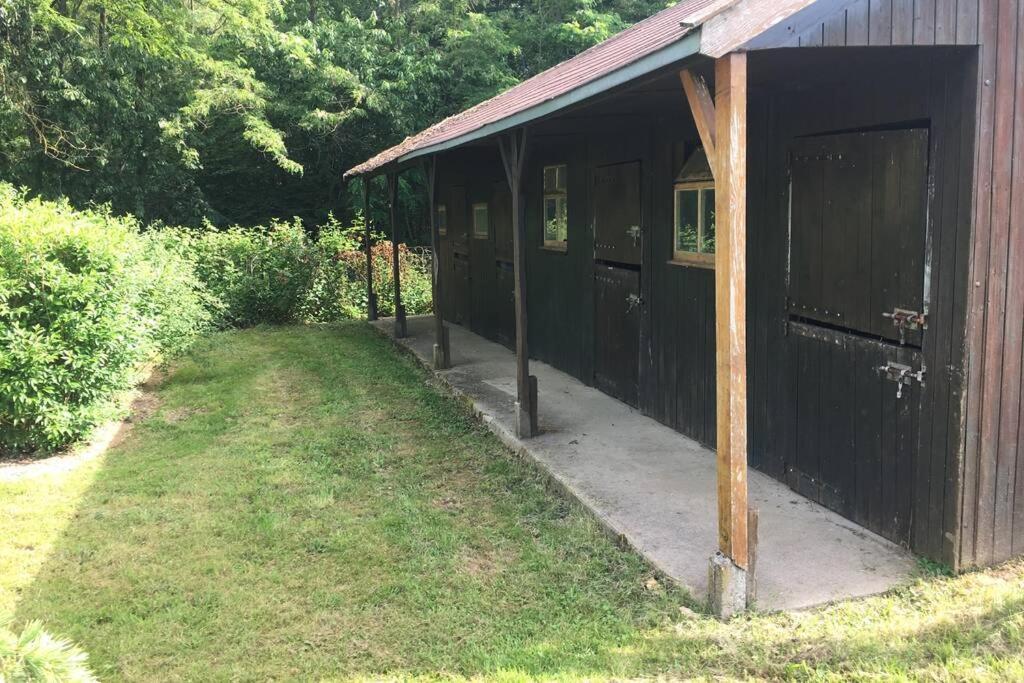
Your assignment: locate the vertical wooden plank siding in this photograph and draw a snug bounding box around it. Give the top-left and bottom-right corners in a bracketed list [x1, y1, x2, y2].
[995, 0, 1024, 559]
[913, 0, 937, 44]
[781, 0, 985, 47]
[961, 0, 1024, 567]
[1011, 3, 1024, 558]
[715, 53, 749, 569]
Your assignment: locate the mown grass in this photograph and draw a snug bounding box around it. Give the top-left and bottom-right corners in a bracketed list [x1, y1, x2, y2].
[1, 324, 1022, 681]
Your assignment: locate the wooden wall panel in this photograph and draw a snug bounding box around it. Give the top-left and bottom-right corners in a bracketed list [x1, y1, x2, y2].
[649, 124, 718, 448]
[756, 0, 983, 47]
[522, 135, 592, 382]
[961, 0, 1024, 567]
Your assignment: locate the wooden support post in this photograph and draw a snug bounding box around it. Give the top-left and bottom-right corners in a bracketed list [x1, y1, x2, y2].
[425, 157, 450, 369]
[498, 128, 538, 438]
[387, 171, 407, 338]
[713, 51, 749, 571]
[363, 177, 378, 321]
[679, 69, 718, 177]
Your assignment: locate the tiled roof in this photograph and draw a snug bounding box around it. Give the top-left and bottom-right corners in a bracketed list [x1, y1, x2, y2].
[345, 0, 737, 178]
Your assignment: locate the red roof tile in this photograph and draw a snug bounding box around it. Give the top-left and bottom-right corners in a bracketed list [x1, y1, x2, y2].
[345, 0, 735, 178]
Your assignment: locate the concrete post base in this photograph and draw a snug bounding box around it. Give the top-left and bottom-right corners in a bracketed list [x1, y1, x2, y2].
[708, 551, 748, 619]
[515, 401, 533, 439]
[433, 343, 447, 370]
[433, 326, 451, 370]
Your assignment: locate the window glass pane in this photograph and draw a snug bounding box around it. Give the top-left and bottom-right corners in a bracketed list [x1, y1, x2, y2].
[437, 206, 447, 235]
[544, 164, 567, 193]
[473, 204, 488, 238]
[675, 189, 699, 253]
[701, 189, 715, 254]
[544, 196, 567, 243]
[544, 166, 557, 192]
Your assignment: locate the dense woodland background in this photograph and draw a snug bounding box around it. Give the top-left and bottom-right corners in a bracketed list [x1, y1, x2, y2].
[1, 0, 667, 235]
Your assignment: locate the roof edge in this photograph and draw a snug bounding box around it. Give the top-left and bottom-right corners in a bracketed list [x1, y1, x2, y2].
[345, 29, 702, 178]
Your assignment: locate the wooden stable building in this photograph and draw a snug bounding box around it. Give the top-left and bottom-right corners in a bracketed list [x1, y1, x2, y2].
[346, 0, 1024, 606]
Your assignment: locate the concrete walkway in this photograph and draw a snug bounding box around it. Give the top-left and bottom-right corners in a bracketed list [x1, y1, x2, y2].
[373, 315, 916, 611]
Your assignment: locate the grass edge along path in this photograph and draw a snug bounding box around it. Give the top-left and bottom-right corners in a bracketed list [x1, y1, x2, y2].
[0, 323, 1022, 681]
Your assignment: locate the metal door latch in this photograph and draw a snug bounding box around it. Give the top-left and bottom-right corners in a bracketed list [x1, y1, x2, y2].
[878, 362, 926, 399]
[626, 293, 643, 312]
[883, 308, 927, 345]
[626, 225, 641, 246]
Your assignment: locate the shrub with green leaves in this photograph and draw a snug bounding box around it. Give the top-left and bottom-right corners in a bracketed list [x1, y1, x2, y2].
[0, 185, 212, 454]
[0, 619, 98, 682]
[0, 183, 432, 455]
[174, 220, 315, 328]
[177, 216, 433, 327]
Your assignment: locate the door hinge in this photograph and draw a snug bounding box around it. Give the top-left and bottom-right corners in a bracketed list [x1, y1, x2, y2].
[883, 308, 927, 345]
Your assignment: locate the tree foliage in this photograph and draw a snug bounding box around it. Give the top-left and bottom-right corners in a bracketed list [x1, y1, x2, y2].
[0, 0, 667, 230]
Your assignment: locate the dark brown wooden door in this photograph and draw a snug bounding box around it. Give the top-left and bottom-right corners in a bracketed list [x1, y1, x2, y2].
[786, 128, 929, 546]
[789, 130, 928, 344]
[594, 264, 640, 406]
[592, 161, 643, 407]
[593, 161, 642, 265]
[452, 254, 470, 327]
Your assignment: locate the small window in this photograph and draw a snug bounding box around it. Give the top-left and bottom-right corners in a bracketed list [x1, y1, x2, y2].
[472, 203, 489, 239]
[673, 182, 715, 267]
[543, 164, 568, 250]
[437, 205, 447, 236]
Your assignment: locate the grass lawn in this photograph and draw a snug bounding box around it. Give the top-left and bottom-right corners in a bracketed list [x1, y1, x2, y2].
[1, 324, 1023, 681]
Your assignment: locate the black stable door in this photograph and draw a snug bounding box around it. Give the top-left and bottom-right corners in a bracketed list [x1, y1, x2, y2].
[786, 128, 929, 546]
[592, 161, 642, 407]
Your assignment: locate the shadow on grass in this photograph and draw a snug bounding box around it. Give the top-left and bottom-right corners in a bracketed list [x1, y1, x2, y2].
[8, 325, 683, 680]
[9, 324, 1024, 681]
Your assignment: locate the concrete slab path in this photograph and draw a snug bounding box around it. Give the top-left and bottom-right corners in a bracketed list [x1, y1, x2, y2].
[373, 315, 917, 611]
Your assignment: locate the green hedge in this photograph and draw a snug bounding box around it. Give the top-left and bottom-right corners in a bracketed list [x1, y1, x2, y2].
[168, 217, 432, 327]
[0, 186, 212, 454]
[0, 186, 432, 456]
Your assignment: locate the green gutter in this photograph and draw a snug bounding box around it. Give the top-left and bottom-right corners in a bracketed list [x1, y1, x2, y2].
[393, 29, 703, 165]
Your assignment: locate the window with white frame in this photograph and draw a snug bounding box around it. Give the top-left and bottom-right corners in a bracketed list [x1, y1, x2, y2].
[673, 182, 715, 267]
[472, 202, 489, 239]
[543, 164, 568, 250]
[437, 205, 447, 236]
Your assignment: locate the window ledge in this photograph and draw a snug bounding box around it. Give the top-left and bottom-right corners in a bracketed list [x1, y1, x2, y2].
[540, 245, 568, 254]
[667, 256, 715, 270]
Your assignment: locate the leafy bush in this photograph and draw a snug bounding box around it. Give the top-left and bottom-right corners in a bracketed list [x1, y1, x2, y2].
[171, 220, 315, 328]
[0, 186, 212, 454]
[178, 216, 433, 327]
[0, 619, 98, 682]
[0, 184, 432, 456]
